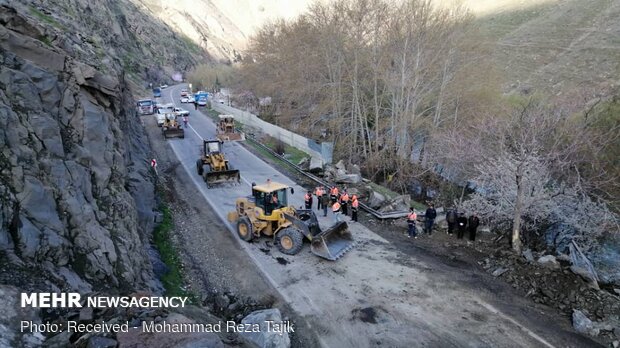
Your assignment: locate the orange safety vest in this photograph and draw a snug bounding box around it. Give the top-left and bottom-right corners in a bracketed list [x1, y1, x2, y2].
[330, 187, 339, 196]
[352, 199, 359, 208]
[315, 188, 322, 196]
[332, 202, 341, 212]
[304, 193, 311, 202]
[341, 193, 349, 202]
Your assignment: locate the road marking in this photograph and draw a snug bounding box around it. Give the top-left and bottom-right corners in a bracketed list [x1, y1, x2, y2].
[477, 300, 557, 348]
[168, 86, 253, 187]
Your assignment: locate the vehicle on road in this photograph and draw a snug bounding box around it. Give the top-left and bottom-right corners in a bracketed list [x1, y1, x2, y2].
[187, 96, 195, 103]
[161, 113, 184, 139]
[156, 103, 175, 127]
[194, 91, 208, 106]
[136, 99, 154, 115]
[160, 84, 168, 89]
[152, 87, 162, 98]
[180, 88, 189, 97]
[180, 96, 189, 103]
[216, 115, 245, 141]
[174, 107, 189, 117]
[227, 181, 354, 260]
[196, 139, 241, 188]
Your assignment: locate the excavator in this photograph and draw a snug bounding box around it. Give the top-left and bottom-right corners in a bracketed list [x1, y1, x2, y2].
[161, 112, 185, 139]
[195, 139, 240, 187]
[227, 180, 354, 260]
[216, 114, 245, 142]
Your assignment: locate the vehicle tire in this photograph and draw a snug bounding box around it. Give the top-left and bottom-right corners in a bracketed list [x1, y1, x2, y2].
[277, 227, 304, 255]
[237, 217, 253, 242]
[196, 159, 203, 176]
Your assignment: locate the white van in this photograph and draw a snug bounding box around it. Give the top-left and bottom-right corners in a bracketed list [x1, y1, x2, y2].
[156, 103, 175, 127]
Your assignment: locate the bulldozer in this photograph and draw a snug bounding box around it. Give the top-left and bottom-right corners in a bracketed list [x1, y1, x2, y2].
[161, 112, 185, 139]
[216, 114, 245, 142]
[195, 139, 240, 188]
[227, 180, 354, 260]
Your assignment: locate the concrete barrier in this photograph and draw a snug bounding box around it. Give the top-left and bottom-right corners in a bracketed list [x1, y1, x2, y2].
[211, 103, 333, 164]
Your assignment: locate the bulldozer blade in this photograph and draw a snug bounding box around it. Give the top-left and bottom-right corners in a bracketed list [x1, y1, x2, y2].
[204, 169, 241, 187]
[310, 221, 354, 261]
[216, 132, 245, 142]
[163, 128, 185, 139]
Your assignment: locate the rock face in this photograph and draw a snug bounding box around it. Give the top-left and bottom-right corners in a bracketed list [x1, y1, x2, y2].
[0, 1, 202, 291]
[0, 285, 44, 348]
[240, 309, 291, 348]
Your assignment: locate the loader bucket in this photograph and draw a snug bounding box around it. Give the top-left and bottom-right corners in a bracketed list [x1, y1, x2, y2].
[163, 127, 185, 139]
[203, 169, 241, 187]
[216, 132, 245, 142]
[310, 221, 354, 261]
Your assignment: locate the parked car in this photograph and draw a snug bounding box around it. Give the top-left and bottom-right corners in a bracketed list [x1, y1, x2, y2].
[160, 84, 168, 89]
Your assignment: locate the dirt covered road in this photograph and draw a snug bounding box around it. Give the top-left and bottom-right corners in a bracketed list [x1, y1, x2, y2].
[142, 84, 600, 348]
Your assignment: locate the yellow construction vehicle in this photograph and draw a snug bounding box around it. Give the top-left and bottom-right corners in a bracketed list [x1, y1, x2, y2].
[195, 139, 240, 187]
[227, 180, 354, 260]
[161, 112, 185, 139]
[216, 114, 245, 142]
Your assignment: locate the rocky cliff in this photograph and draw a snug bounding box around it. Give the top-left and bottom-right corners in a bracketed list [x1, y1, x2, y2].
[0, 0, 207, 293]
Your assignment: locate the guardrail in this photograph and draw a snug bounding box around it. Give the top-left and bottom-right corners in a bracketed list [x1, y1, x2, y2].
[243, 134, 409, 220]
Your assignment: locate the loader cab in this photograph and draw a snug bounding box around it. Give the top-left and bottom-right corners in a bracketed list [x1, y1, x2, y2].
[252, 182, 290, 216]
[204, 140, 223, 155]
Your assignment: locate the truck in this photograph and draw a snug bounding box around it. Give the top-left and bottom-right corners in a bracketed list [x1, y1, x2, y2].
[136, 99, 154, 115]
[194, 91, 208, 107]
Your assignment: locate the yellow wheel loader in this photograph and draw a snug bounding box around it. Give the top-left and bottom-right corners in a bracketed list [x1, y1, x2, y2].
[227, 181, 354, 260]
[161, 113, 185, 139]
[195, 139, 240, 188]
[216, 114, 245, 142]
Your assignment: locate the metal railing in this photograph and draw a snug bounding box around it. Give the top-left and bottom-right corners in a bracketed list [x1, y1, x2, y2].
[243, 134, 409, 220]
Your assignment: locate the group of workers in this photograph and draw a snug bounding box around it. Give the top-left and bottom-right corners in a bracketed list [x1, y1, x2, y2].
[304, 185, 359, 223]
[405, 204, 480, 241]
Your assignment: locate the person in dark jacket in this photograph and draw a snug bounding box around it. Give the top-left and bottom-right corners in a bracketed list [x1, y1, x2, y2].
[424, 204, 437, 235]
[320, 193, 330, 217]
[468, 213, 480, 241]
[456, 213, 468, 239]
[304, 190, 313, 209]
[446, 208, 457, 235]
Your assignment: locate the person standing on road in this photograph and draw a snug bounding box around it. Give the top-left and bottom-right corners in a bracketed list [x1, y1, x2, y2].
[315, 186, 324, 211]
[446, 208, 457, 235]
[468, 213, 480, 241]
[456, 213, 468, 239]
[407, 208, 417, 239]
[330, 186, 339, 205]
[424, 203, 437, 235]
[193, 99, 198, 110]
[320, 193, 330, 217]
[340, 191, 349, 217]
[332, 201, 342, 223]
[304, 190, 313, 209]
[182, 115, 188, 128]
[351, 195, 359, 222]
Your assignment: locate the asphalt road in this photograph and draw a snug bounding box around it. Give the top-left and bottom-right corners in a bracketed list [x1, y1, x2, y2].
[157, 84, 597, 348]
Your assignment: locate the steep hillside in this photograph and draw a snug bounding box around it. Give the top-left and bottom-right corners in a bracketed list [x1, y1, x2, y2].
[0, 0, 207, 293]
[132, 0, 315, 61]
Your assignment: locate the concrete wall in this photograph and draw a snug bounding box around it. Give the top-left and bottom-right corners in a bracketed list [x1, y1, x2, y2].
[211, 103, 333, 164]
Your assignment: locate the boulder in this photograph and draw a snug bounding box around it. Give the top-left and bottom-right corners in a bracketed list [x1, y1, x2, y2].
[378, 195, 411, 213]
[86, 337, 117, 348]
[572, 310, 599, 337]
[334, 160, 346, 171]
[308, 157, 323, 173]
[240, 309, 291, 348]
[335, 174, 361, 184]
[297, 157, 309, 170]
[522, 249, 535, 263]
[587, 234, 620, 287]
[347, 164, 361, 175]
[367, 191, 386, 209]
[492, 267, 509, 277]
[537, 255, 560, 269]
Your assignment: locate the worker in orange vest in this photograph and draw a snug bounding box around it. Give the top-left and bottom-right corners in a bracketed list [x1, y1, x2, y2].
[304, 190, 313, 209]
[330, 186, 339, 205]
[340, 191, 350, 216]
[407, 208, 417, 239]
[332, 201, 342, 222]
[351, 195, 359, 222]
[315, 186, 324, 210]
